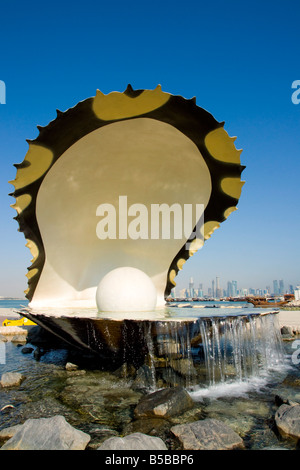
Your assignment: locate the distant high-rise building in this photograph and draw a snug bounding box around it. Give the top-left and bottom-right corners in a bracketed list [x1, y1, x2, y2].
[232, 280, 238, 297]
[189, 277, 194, 297]
[215, 276, 222, 298]
[273, 280, 279, 295]
[212, 280, 215, 298]
[279, 279, 284, 294]
[227, 281, 232, 297]
[289, 285, 294, 294]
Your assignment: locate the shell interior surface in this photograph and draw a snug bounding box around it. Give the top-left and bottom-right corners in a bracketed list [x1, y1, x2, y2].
[10, 85, 245, 312]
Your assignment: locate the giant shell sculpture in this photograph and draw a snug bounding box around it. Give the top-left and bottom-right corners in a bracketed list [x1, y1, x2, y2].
[10, 85, 245, 361]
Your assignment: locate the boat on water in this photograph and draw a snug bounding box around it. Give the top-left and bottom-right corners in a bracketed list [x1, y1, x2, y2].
[246, 294, 294, 308]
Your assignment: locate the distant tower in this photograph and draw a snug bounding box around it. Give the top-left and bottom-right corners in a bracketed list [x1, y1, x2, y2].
[279, 279, 284, 294]
[273, 280, 279, 295]
[212, 280, 215, 298]
[227, 281, 232, 297]
[232, 280, 237, 297]
[189, 277, 194, 297]
[216, 276, 222, 298]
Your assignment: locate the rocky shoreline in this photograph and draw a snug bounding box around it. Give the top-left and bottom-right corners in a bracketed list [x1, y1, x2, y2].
[1, 374, 299, 450]
[0, 322, 300, 450]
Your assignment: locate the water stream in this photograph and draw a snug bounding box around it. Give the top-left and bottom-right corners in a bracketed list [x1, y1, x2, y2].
[134, 312, 286, 391]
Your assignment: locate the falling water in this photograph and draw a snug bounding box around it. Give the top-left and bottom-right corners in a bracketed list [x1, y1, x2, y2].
[134, 312, 285, 391]
[21, 307, 286, 393]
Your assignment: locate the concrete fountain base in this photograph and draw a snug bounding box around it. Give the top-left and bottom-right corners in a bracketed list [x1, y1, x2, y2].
[17, 309, 284, 390]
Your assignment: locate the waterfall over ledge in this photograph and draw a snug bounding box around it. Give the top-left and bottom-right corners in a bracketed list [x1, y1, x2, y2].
[18, 308, 285, 392]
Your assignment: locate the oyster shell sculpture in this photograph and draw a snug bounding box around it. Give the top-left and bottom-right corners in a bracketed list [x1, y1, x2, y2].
[11, 85, 244, 313]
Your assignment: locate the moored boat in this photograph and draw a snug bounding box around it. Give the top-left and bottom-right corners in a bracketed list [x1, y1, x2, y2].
[246, 295, 292, 308]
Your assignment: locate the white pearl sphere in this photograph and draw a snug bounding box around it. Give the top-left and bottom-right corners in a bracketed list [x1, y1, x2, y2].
[96, 267, 157, 312]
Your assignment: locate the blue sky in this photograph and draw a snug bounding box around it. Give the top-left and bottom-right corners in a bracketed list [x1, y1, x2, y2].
[0, 0, 299, 297]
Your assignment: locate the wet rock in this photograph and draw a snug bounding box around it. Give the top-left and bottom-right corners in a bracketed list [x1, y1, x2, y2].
[133, 365, 156, 390]
[21, 346, 34, 354]
[282, 375, 300, 389]
[65, 362, 79, 371]
[247, 425, 280, 450]
[113, 362, 136, 379]
[19, 396, 82, 424]
[275, 394, 299, 407]
[0, 415, 91, 450]
[84, 425, 119, 450]
[59, 371, 142, 427]
[171, 418, 244, 450]
[11, 335, 27, 344]
[0, 372, 25, 388]
[275, 404, 300, 441]
[281, 326, 294, 336]
[0, 424, 23, 443]
[33, 346, 43, 360]
[134, 387, 194, 419]
[97, 432, 167, 450]
[124, 417, 171, 438]
[169, 358, 197, 377]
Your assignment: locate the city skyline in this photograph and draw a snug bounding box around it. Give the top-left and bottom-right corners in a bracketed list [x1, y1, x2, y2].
[173, 275, 299, 299]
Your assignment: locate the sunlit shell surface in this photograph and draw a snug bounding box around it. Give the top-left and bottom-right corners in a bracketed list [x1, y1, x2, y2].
[10, 86, 245, 311]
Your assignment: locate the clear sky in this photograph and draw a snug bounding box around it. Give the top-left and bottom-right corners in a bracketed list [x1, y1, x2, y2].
[0, 0, 299, 298]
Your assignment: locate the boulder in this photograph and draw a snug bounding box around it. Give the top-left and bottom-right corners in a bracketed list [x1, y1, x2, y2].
[0, 415, 90, 450]
[21, 346, 34, 354]
[134, 387, 194, 419]
[65, 362, 79, 371]
[0, 372, 25, 388]
[171, 418, 244, 450]
[97, 432, 167, 450]
[275, 404, 300, 441]
[281, 326, 294, 336]
[0, 425, 23, 442]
